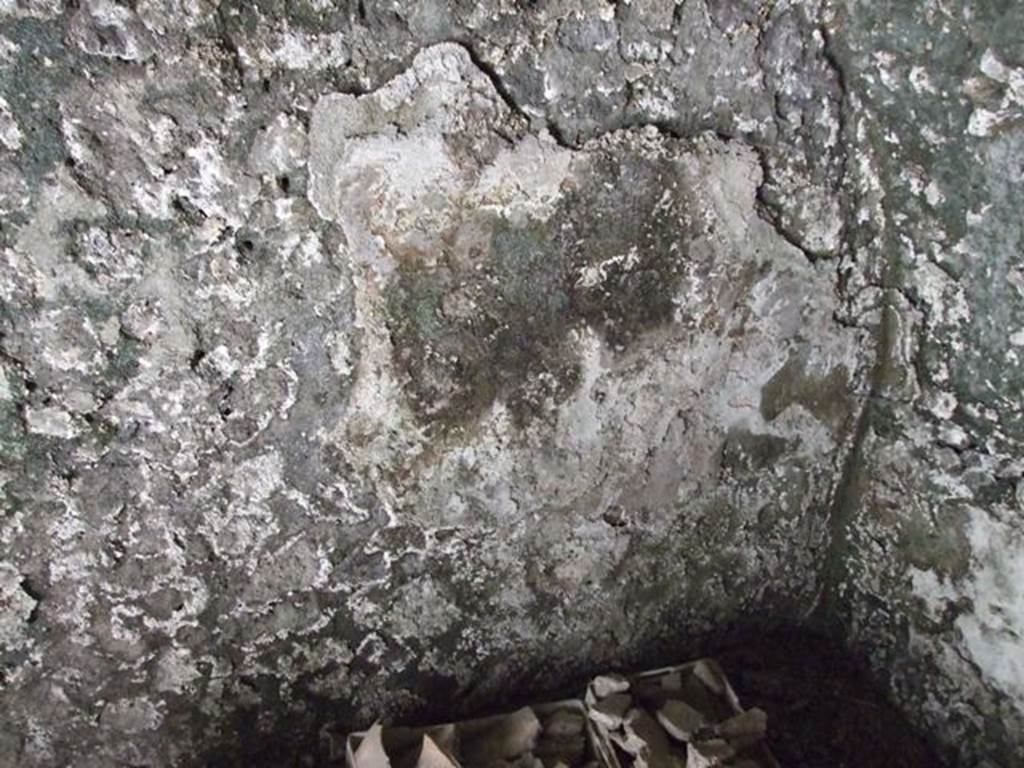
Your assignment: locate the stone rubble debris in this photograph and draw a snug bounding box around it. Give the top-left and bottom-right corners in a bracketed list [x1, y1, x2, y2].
[591, 675, 632, 699]
[416, 734, 461, 768]
[347, 702, 599, 768]
[353, 724, 391, 768]
[584, 660, 778, 768]
[342, 660, 775, 768]
[656, 699, 706, 742]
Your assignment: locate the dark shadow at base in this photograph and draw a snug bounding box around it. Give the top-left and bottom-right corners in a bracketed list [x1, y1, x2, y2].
[196, 617, 945, 768]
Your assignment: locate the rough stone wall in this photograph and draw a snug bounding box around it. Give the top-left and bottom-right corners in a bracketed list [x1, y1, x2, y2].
[821, 2, 1024, 767]
[0, 1, 1019, 767]
[0, 2, 872, 764]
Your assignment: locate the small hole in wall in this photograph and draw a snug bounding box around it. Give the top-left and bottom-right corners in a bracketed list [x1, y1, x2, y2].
[277, 174, 291, 195]
[20, 577, 43, 624]
[235, 234, 256, 261]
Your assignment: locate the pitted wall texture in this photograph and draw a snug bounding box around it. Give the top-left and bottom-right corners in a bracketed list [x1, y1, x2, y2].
[0, 1, 1019, 767]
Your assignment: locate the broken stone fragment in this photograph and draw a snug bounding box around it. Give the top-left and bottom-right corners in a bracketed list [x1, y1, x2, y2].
[606, 710, 656, 760]
[462, 707, 542, 765]
[590, 693, 633, 730]
[534, 733, 586, 767]
[536, 706, 587, 767]
[592, 674, 631, 699]
[678, 673, 726, 722]
[684, 739, 735, 768]
[0, 563, 37, 650]
[691, 661, 727, 698]
[656, 699, 707, 742]
[625, 708, 678, 768]
[426, 724, 459, 757]
[713, 708, 766, 750]
[608, 727, 646, 760]
[626, 708, 670, 754]
[544, 709, 585, 738]
[509, 753, 545, 768]
[354, 724, 392, 768]
[416, 734, 460, 768]
[68, 0, 155, 61]
[659, 671, 683, 692]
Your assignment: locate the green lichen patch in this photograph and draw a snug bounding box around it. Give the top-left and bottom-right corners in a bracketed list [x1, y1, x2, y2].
[385, 144, 695, 433]
[899, 503, 972, 582]
[560, 149, 693, 348]
[386, 210, 578, 431]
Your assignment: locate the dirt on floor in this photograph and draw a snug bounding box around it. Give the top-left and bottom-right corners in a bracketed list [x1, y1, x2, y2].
[715, 630, 943, 768]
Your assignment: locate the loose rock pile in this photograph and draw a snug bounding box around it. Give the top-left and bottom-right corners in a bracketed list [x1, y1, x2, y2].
[346, 701, 598, 768]
[585, 661, 776, 768]
[342, 659, 775, 768]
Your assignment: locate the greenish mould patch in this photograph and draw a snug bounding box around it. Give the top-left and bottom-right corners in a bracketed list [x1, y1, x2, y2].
[0, 18, 82, 181]
[760, 351, 854, 433]
[899, 502, 972, 582]
[385, 211, 579, 431]
[560, 149, 693, 348]
[100, 335, 145, 395]
[0, 400, 26, 463]
[720, 427, 794, 474]
[385, 147, 694, 433]
[0, 364, 28, 463]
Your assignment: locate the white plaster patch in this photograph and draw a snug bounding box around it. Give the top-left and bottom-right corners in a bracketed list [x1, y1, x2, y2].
[25, 407, 77, 439]
[248, 112, 308, 176]
[247, 30, 350, 71]
[0, 95, 23, 150]
[309, 43, 509, 225]
[575, 246, 641, 289]
[100, 697, 164, 734]
[956, 511, 1024, 706]
[470, 133, 573, 219]
[924, 180, 945, 207]
[967, 49, 1024, 138]
[0, 0, 62, 19]
[0, 34, 18, 68]
[912, 261, 971, 326]
[154, 647, 201, 694]
[0, 562, 36, 649]
[13, 169, 107, 302]
[327, 330, 353, 377]
[230, 451, 284, 504]
[909, 66, 936, 95]
[912, 507, 1024, 708]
